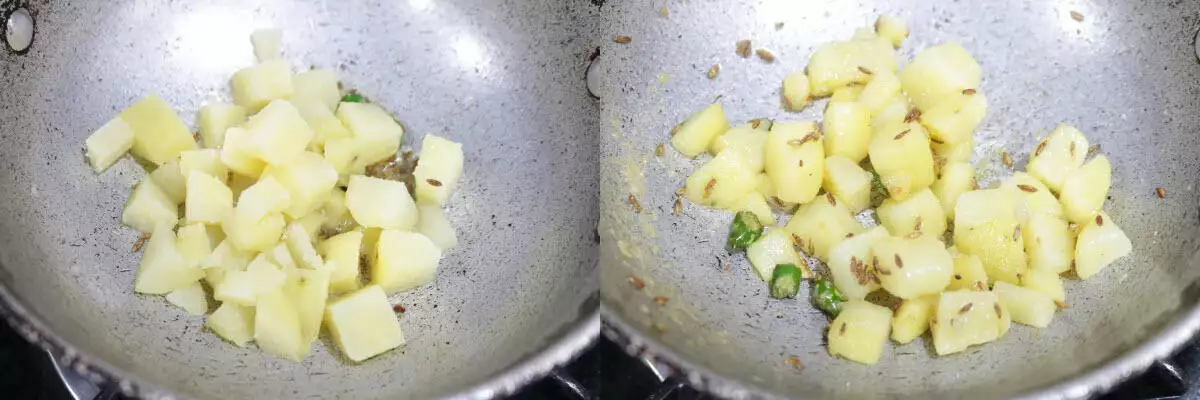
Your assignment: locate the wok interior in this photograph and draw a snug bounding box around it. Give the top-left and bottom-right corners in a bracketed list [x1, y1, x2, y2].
[0, 1, 598, 399]
[600, 0, 1200, 398]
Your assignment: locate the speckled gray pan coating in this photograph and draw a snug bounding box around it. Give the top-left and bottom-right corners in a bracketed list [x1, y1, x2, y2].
[0, 1, 599, 399]
[599, 0, 1200, 399]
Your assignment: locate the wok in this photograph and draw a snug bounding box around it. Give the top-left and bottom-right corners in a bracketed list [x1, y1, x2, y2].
[0, 0, 599, 399]
[599, 0, 1200, 398]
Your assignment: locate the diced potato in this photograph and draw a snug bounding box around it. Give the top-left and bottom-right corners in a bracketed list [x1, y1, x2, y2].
[336, 102, 405, 165]
[1075, 211, 1132, 279]
[197, 103, 247, 149]
[179, 149, 228, 183]
[993, 281, 1056, 328]
[120, 94, 198, 165]
[932, 290, 1007, 355]
[822, 101, 871, 162]
[185, 171, 234, 225]
[266, 241, 299, 272]
[827, 226, 889, 299]
[933, 138, 975, 168]
[1025, 125, 1089, 193]
[320, 231, 364, 294]
[322, 187, 355, 232]
[85, 117, 133, 172]
[254, 287, 305, 362]
[176, 223, 213, 268]
[954, 189, 1027, 285]
[782, 73, 810, 111]
[871, 95, 910, 131]
[891, 295, 936, 344]
[413, 134, 466, 205]
[684, 149, 758, 209]
[1004, 171, 1062, 222]
[1022, 268, 1065, 304]
[202, 239, 253, 287]
[149, 159, 187, 205]
[322, 137, 359, 183]
[919, 91, 987, 145]
[730, 191, 773, 225]
[874, 15, 909, 48]
[822, 155, 872, 212]
[220, 127, 267, 178]
[346, 175, 419, 230]
[372, 230, 441, 293]
[287, 268, 329, 349]
[235, 176, 291, 222]
[670, 103, 729, 157]
[764, 121, 824, 204]
[292, 69, 342, 112]
[134, 224, 204, 294]
[1022, 214, 1074, 274]
[242, 100, 315, 166]
[1060, 155, 1111, 224]
[261, 152, 337, 218]
[857, 69, 901, 114]
[868, 122, 935, 200]
[807, 39, 898, 97]
[898, 43, 982, 111]
[747, 228, 807, 282]
[827, 300, 893, 365]
[292, 211, 325, 242]
[206, 302, 256, 347]
[872, 235, 953, 299]
[214, 254, 287, 306]
[284, 223, 324, 270]
[946, 251, 988, 291]
[231, 60, 293, 111]
[324, 285, 406, 362]
[250, 28, 282, 61]
[931, 162, 975, 220]
[360, 227, 383, 262]
[165, 282, 209, 316]
[755, 172, 775, 200]
[786, 195, 863, 261]
[121, 178, 179, 233]
[850, 27, 877, 41]
[830, 85, 864, 102]
[417, 204, 459, 250]
[222, 212, 286, 252]
[877, 188, 946, 239]
[295, 99, 350, 152]
[707, 123, 767, 171]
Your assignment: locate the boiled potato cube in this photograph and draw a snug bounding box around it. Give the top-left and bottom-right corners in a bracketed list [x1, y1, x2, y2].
[872, 235, 953, 299]
[877, 188, 946, 239]
[786, 195, 863, 261]
[322, 187, 355, 232]
[222, 212, 286, 252]
[372, 230, 441, 294]
[197, 102, 247, 149]
[1075, 212, 1132, 279]
[295, 99, 350, 152]
[871, 95, 910, 131]
[670, 103, 729, 157]
[120, 94, 198, 165]
[250, 29, 282, 61]
[891, 295, 936, 344]
[85, 117, 133, 172]
[185, 171, 233, 225]
[231, 59, 293, 111]
[851, 27, 877, 41]
[1022, 268, 1065, 304]
[360, 228, 383, 262]
[1026, 125, 1089, 193]
[134, 224, 204, 294]
[830, 85, 863, 102]
[286, 268, 329, 350]
[214, 254, 287, 306]
[1060, 155, 1111, 224]
[932, 137, 974, 164]
[322, 137, 360, 182]
[292, 212, 325, 243]
[416, 204, 458, 250]
[874, 15, 909, 48]
[165, 282, 209, 316]
[220, 127, 267, 178]
[827, 300, 893, 365]
[206, 302, 256, 347]
[176, 223, 213, 268]
[919, 91, 987, 145]
[235, 176, 291, 222]
[336, 102, 405, 165]
[262, 151, 337, 218]
[822, 101, 871, 162]
[324, 285, 406, 362]
[149, 159, 186, 205]
[755, 172, 775, 200]
[946, 250, 988, 291]
[954, 189, 1027, 285]
[292, 69, 342, 112]
[764, 121, 824, 204]
[746, 228, 806, 282]
[243, 100, 315, 166]
[732, 192, 775, 226]
[320, 231, 364, 294]
[807, 39, 898, 97]
[684, 149, 758, 209]
[932, 290, 1007, 355]
[899, 43, 982, 111]
[868, 122, 935, 200]
[346, 175, 419, 230]
[254, 287, 305, 362]
[202, 239, 253, 287]
[993, 281, 1056, 328]
[1004, 171, 1062, 221]
[121, 178, 179, 233]
[822, 155, 872, 212]
[827, 226, 889, 299]
[931, 162, 975, 220]
[266, 241, 299, 272]
[414, 134, 465, 205]
[857, 69, 901, 114]
[707, 123, 767, 171]
[284, 223, 324, 270]
[1022, 214, 1074, 274]
[179, 149, 228, 183]
[782, 73, 810, 111]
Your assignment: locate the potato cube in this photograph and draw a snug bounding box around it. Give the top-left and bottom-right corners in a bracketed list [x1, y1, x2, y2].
[121, 178, 179, 233]
[220, 127, 267, 178]
[336, 102, 405, 165]
[891, 295, 936, 344]
[120, 94, 198, 165]
[851, 27, 877, 41]
[764, 121, 824, 204]
[868, 122, 935, 200]
[732, 192, 775, 226]
[231, 60, 293, 111]
[877, 188, 946, 239]
[872, 235, 953, 299]
[707, 123, 767, 171]
[134, 224, 204, 294]
[874, 15, 909, 48]
[261, 152, 337, 218]
[242, 100, 315, 166]
[954, 189, 1027, 285]
[197, 102, 247, 149]
[1060, 155, 1111, 224]
[235, 176, 291, 222]
[898, 43, 982, 111]
[755, 172, 775, 200]
[176, 223, 212, 268]
[149, 159, 186, 205]
[822, 101, 871, 162]
[830, 85, 864, 102]
[324, 285, 406, 362]
[294, 99, 351, 152]
[684, 149, 759, 209]
[993, 281, 1056, 328]
[746, 228, 806, 282]
[827, 226, 889, 299]
[371, 230, 441, 294]
[179, 149, 228, 183]
[807, 39, 898, 97]
[287, 268, 329, 349]
[931, 162, 975, 220]
[254, 287, 305, 362]
[266, 241, 299, 272]
[857, 69, 901, 115]
[871, 95, 910, 131]
[932, 137, 974, 164]
[1022, 268, 1065, 304]
[946, 250, 988, 291]
[1004, 171, 1062, 222]
[185, 171, 233, 224]
[827, 300, 893, 365]
[345, 175, 419, 230]
[322, 187, 355, 232]
[165, 282, 209, 316]
[417, 204, 459, 250]
[786, 194, 864, 261]
[932, 290, 1007, 355]
[414, 134, 465, 205]
[1075, 212, 1132, 279]
[670, 103, 729, 157]
[822, 155, 872, 212]
[919, 91, 987, 145]
[292, 69, 342, 112]
[782, 73, 810, 111]
[222, 212, 285, 252]
[85, 117, 133, 172]
[285, 223, 324, 270]
[1025, 125, 1089, 193]
[206, 302, 256, 347]
[202, 239, 253, 287]
[320, 231, 364, 294]
[250, 29, 282, 61]
[1022, 214, 1074, 274]
[214, 254, 287, 306]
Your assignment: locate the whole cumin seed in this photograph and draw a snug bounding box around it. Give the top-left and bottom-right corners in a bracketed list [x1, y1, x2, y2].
[1017, 184, 1038, 193]
[894, 254, 904, 269]
[704, 179, 717, 198]
[962, 88, 977, 95]
[755, 48, 776, 62]
[673, 198, 683, 215]
[614, 35, 632, 44]
[132, 233, 150, 253]
[930, 136, 945, 144]
[1088, 144, 1100, 155]
[1069, 141, 1077, 157]
[954, 274, 963, 280]
[857, 66, 873, 75]
[653, 297, 670, 306]
[959, 303, 973, 314]
[1156, 187, 1166, 199]
[655, 143, 664, 157]
[893, 129, 911, 140]
[786, 355, 804, 371]
[1013, 226, 1021, 242]
[627, 275, 646, 289]
[1002, 151, 1013, 168]
[1070, 11, 1084, 21]
[736, 40, 752, 57]
[675, 187, 686, 197]
[426, 178, 443, 187]
[845, 232, 855, 238]
[393, 304, 406, 313]
[826, 192, 836, 206]
[789, 133, 818, 146]
[798, 159, 804, 167]
[1034, 141, 1048, 157]
[839, 323, 847, 336]
[628, 193, 642, 213]
[1096, 214, 1104, 226]
[904, 108, 921, 123]
[707, 64, 721, 79]
[994, 303, 1002, 316]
